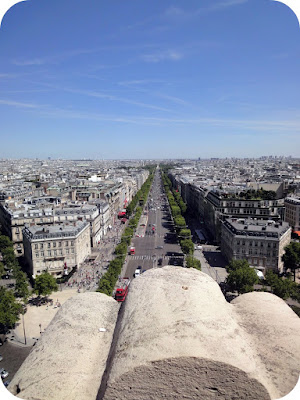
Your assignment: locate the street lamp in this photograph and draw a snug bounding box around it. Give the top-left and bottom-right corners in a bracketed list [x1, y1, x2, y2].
[22, 313, 27, 345]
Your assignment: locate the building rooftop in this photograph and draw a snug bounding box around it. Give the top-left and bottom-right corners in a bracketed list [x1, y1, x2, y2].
[224, 218, 290, 238]
[285, 197, 300, 205]
[24, 221, 89, 240]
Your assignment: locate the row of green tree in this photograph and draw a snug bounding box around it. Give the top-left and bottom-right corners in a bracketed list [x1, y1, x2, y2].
[126, 171, 154, 217]
[97, 173, 154, 296]
[161, 172, 201, 271]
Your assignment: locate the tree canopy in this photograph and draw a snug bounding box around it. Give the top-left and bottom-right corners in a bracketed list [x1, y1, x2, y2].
[178, 229, 191, 239]
[265, 270, 299, 300]
[233, 189, 276, 200]
[171, 205, 181, 217]
[174, 215, 186, 228]
[0, 235, 13, 252]
[226, 259, 250, 272]
[0, 287, 23, 331]
[186, 255, 201, 271]
[115, 242, 127, 256]
[2, 247, 16, 267]
[15, 270, 30, 300]
[226, 259, 259, 294]
[180, 239, 194, 255]
[282, 242, 300, 281]
[0, 262, 5, 277]
[34, 271, 58, 297]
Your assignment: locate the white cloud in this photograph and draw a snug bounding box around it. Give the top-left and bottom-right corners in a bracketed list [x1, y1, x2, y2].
[1, 97, 299, 133]
[141, 50, 183, 63]
[0, 73, 17, 78]
[0, 99, 39, 108]
[118, 79, 165, 86]
[208, 0, 248, 11]
[12, 47, 100, 66]
[163, 0, 248, 22]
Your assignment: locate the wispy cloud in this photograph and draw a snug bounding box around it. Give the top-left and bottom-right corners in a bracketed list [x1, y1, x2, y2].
[163, 0, 248, 22]
[0, 99, 39, 108]
[63, 87, 172, 112]
[0, 73, 18, 78]
[44, 112, 300, 132]
[164, 6, 186, 18]
[0, 96, 299, 132]
[117, 80, 192, 107]
[1, 88, 56, 94]
[210, 0, 248, 10]
[29, 81, 173, 113]
[12, 47, 100, 66]
[0, 95, 300, 133]
[197, 0, 248, 14]
[12, 58, 49, 66]
[141, 49, 183, 63]
[118, 79, 166, 86]
[12, 43, 159, 67]
[152, 92, 190, 106]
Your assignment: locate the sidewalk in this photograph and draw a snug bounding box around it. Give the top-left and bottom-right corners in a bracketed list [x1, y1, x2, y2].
[7, 288, 79, 347]
[185, 213, 228, 284]
[8, 220, 127, 348]
[63, 220, 126, 293]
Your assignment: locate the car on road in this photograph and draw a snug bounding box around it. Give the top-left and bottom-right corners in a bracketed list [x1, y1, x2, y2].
[0, 368, 9, 379]
[4, 380, 11, 387]
[158, 258, 163, 266]
[195, 245, 203, 250]
[156, 245, 163, 249]
[0, 355, 3, 362]
[134, 267, 142, 278]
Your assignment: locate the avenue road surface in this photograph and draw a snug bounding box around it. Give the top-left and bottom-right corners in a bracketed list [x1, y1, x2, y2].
[124, 170, 184, 280]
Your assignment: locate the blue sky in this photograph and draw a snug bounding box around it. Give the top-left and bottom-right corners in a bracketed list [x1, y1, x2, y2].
[0, 0, 299, 159]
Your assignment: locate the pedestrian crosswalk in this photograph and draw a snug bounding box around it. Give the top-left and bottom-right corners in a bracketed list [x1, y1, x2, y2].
[130, 255, 184, 260]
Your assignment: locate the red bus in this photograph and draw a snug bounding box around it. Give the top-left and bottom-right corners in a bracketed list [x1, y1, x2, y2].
[115, 278, 130, 302]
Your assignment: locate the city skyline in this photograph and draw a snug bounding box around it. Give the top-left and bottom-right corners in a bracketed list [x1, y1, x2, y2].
[0, 0, 300, 159]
